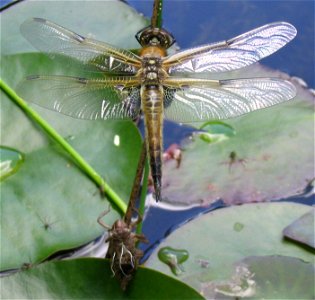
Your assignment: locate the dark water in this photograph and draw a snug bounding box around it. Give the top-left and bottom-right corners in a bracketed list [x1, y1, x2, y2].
[129, 0, 314, 87]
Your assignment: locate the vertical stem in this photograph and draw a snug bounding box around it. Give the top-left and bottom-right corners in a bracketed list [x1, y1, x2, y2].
[136, 155, 149, 236]
[124, 141, 147, 225]
[151, 0, 163, 28]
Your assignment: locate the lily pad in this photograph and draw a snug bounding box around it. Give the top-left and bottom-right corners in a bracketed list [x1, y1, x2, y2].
[0, 120, 142, 271]
[0, 259, 204, 299]
[283, 209, 315, 249]
[1, 0, 145, 271]
[1, 0, 147, 55]
[161, 65, 314, 206]
[201, 255, 314, 299]
[146, 203, 314, 298]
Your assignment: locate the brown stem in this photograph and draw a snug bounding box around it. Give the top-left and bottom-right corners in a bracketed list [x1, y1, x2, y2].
[124, 141, 147, 225]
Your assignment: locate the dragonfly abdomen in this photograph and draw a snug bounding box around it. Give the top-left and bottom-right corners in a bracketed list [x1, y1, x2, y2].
[141, 85, 164, 201]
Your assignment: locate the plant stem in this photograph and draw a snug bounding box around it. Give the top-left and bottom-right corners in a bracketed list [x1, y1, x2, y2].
[151, 0, 163, 28]
[0, 79, 127, 214]
[124, 141, 146, 225]
[136, 155, 149, 236]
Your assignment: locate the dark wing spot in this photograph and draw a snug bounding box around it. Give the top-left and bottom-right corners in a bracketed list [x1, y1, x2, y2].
[27, 75, 40, 80]
[73, 33, 85, 43]
[75, 77, 88, 84]
[33, 17, 46, 23]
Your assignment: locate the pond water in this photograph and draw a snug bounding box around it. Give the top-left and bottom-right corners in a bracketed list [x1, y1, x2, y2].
[129, 0, 314, 87]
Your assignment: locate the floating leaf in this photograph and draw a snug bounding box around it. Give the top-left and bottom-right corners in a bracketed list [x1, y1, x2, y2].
[241, 255, 314, 299]
[201, 255, 314, 299]
[161, 65, 314, 206]
[0, 259, 204, 299]
[1, 0, 146, 271]
[146, 203, 314, 298]
[283, 209, 315, 249]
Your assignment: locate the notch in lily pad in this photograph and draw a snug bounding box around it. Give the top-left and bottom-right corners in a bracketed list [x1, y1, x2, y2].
[158, 246, 189, 276]
[0, 146, 25, 181]
[196, 121, 236, 144]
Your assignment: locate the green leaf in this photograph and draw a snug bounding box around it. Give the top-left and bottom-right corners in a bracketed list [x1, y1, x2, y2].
[146, 203, 314, 298]
[0, 259, 204, 299]
[1, 120, 142, 270]
[1, 0, 147, 56]
[161, 65, 314, 206]
[201, 255, 314, 299]
[1, 0, 146, 271]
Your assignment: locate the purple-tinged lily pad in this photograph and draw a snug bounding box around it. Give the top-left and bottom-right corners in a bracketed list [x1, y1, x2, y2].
[161, 64, 314, 206]
[283, 209, 315, 249]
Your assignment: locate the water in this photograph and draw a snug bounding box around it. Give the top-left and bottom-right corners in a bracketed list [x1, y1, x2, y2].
[129, 0, 315, 88]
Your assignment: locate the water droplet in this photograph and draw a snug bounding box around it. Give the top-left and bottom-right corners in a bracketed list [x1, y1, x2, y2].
[197, 121, 236, 143]
[158, 246, 189, 276]
[234, 222, 245, 232]
[0, 146, 25, 181]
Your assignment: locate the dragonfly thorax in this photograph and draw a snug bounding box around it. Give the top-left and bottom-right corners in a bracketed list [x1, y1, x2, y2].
[140, 56, 166, 84]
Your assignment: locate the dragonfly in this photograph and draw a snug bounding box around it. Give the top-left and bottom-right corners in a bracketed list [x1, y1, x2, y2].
[19, 18, 297, 201]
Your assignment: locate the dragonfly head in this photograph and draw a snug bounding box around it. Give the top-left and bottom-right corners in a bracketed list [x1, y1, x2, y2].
[136, 26, 175, 49]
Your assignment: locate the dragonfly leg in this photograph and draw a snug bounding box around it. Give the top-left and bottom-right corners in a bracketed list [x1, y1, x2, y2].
[97, 205, 112, 229]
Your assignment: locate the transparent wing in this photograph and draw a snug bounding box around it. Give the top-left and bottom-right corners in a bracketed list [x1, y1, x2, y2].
[164, 22, 297, 73]
[163, 78, 296, 122]
[20, 18, 141, 74]
[17, 75, 141, 120]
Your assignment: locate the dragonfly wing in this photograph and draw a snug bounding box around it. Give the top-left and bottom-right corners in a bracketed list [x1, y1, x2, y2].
[17, 75, 141, 120]
[164, 22, 297, 73]
[164, 78, 296, 122]
[20, 18, 141, 74]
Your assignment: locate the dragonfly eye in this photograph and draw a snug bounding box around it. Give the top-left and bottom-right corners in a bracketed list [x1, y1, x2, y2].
[135, 26, 175, 49]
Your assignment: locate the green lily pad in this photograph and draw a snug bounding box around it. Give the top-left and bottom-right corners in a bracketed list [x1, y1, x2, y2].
[1, 120, 142, 271]
[1, 0, 146, 271]
[0, 259, 204, 299]
[161, 65, 314, 205]
[283, 209, 315, 249]
[1, 0, 147, 56]
[201, 255, 314, 299]
[146, 203, 314, 298]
